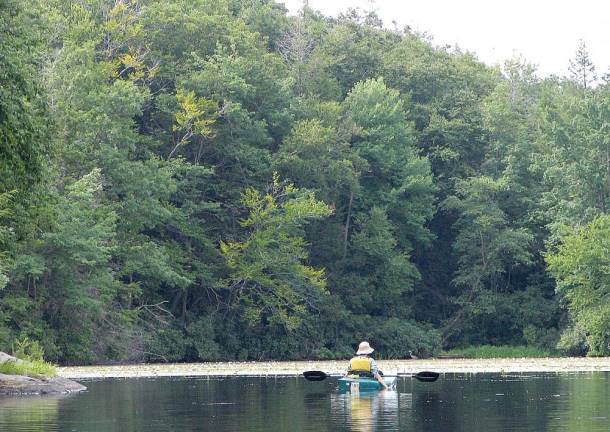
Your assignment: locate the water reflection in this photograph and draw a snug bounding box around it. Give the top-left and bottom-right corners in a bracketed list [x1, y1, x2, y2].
[1, 373, 610, 431]
[331, 390, 403, 431]
[547, 373, 610, 431]
[0, 394, 63, 432]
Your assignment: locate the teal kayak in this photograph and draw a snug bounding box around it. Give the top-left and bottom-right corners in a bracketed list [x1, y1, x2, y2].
[338, 375, 397, 392]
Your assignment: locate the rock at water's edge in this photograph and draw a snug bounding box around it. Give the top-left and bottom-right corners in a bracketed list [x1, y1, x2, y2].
[0, 352, 87, 396]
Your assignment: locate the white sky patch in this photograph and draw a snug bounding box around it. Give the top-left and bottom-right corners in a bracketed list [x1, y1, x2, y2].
[279, 0, 610, 78]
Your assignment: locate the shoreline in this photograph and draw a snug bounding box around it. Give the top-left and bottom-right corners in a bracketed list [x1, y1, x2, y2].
[58, 357, 610, 379]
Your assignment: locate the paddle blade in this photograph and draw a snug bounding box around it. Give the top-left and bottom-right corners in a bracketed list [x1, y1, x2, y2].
[413, 371, 439, 382]
[303, 371, 328, 381]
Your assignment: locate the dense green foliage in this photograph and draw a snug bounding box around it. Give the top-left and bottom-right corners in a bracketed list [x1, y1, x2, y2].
[1, 0, 609, 363]
[547, 216, 610, 356]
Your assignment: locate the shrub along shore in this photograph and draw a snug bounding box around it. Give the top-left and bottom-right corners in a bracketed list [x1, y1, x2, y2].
[58, 358, 610, 379]
[0, 352, 85, 395]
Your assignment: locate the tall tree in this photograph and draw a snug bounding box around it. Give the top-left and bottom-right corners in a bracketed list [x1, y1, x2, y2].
[0, 0, 48, 194]
[442, 177, 534, 344]
[569, 40, 596, 89]
[335, 78, 435, 317]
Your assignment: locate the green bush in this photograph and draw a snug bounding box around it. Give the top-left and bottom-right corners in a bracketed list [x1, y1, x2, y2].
[0, 337, 57, 377]
[444, 345, 551, 358]
[556, 325, 588, 356]
[0, 358, 57, 377]
[12, 337, 45, 362]
[187, 316, 221, 361]
[311, 347, 336, 360]
[366, 317, 441, 359]
[144, 328, 188, 362]
[522, 325, 560, 352]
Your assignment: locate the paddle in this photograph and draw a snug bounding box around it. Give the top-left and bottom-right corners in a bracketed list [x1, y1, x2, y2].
[303, 370, 439, 382]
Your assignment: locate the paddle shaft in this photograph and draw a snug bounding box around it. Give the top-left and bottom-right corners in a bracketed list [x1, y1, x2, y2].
[303, 370, 439, 382]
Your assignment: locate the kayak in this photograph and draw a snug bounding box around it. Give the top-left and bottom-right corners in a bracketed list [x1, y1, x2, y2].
[338, 375, 397, 392]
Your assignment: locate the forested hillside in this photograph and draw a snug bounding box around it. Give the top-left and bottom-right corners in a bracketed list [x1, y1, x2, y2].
[1, 0, 609, 364]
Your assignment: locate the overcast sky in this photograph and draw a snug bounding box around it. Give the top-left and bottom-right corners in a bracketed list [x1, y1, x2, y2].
[280, 0, 610, 78]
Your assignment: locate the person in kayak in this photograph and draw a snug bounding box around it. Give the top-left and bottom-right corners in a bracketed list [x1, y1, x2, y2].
[347, 341, 388, 390]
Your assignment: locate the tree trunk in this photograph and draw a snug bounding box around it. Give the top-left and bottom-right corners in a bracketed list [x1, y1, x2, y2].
[606, 142, 610, 211]
[182, 288, 187, 326]
[343, 191, 354, 259]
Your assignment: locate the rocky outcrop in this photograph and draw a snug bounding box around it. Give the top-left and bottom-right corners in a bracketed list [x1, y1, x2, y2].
[0, 351, 22, 364]
[0, 373, 87, 395]
[0, 352, 86, 396]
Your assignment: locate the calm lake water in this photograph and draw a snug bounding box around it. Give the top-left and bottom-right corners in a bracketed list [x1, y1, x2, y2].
[1, 373, 609, 431]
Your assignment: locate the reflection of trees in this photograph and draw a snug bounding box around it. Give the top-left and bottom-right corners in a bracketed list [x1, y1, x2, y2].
[0, 395, 61, 431]
[548, 372, 610, 432]
[407, 374, 563, 431]
[59, 377, 332, 431]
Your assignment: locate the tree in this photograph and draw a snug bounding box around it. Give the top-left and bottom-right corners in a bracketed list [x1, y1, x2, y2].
[333, 78, 435, 318]
[7, 170, 119, 362]
[343, 78, 435, 250]
[569, 40, 596, 89]
[442, 177, 534, 344]
[547, 215, 610, 355]
[220, 175, 332, 331]
[0, 192, 12, 291]
[316, 13, 399, 96]
[0, 0, 48, 194]
[535, 85, 610, 236]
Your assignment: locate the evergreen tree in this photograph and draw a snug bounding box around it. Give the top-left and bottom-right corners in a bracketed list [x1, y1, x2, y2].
[569, 40, 596, 89]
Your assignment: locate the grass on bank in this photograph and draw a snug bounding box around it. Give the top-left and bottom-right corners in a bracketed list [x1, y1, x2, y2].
[0, 338, 57, 378]
[0, 358, 57, 378]
[443, 345, 551, 359]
